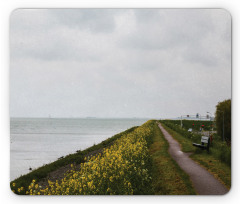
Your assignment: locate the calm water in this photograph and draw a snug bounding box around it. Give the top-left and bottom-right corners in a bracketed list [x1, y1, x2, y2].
[10, 118, 147, 181]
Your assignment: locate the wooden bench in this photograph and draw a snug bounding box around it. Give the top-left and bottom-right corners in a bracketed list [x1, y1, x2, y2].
[193, 136, 210, 152]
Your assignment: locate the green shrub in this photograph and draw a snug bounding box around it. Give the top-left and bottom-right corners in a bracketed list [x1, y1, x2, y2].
[216, 143, 231, 166]
[215, 99, 231, 142]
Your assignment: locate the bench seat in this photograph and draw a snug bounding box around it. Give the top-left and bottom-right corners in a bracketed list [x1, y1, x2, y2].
[193, 136, 210, 152]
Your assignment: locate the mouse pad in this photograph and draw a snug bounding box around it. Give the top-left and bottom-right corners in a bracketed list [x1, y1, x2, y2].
[10, 8, 231, 195]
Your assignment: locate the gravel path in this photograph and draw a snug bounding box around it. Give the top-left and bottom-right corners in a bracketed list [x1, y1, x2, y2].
[158, 123, 229, 195]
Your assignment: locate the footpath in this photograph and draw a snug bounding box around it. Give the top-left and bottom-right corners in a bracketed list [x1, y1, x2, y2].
[158, 123, 228, 195]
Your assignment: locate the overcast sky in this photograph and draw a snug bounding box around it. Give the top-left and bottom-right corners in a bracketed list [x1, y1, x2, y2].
[10, 9, 231, 118]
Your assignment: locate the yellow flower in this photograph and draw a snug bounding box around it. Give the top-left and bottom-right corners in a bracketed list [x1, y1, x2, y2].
[15, 120, 154, 195]
[109, 176, 113, 182]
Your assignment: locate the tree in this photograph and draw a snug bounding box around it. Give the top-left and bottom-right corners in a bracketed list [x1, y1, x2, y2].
[215, 99, 231, 143]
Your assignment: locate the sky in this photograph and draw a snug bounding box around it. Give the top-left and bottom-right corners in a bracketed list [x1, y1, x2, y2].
[10, 9, 231, 119]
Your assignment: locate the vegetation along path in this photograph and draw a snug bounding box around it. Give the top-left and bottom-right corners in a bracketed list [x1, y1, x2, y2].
[158, 123, 228, 195]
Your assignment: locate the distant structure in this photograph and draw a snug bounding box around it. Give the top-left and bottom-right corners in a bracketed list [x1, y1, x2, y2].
[178, 113, 214, 128]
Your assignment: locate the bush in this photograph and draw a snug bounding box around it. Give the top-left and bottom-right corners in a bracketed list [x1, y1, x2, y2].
[215, 99, 231, 142]
[216, 143, 231, 166]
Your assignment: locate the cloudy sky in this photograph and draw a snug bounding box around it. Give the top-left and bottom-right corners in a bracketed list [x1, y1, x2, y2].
[10, 9, 231, 118]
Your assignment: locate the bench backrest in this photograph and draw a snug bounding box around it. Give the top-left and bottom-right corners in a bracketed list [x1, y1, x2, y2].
[201, 136, 209, 144]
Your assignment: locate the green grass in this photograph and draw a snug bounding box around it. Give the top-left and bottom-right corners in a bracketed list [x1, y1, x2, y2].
[10, 126, 138, 194]
[190, 153, 231, 189]
[149, 122, 196, 195]
[160, 123, 196, 152]
[160, 121, 231, 189]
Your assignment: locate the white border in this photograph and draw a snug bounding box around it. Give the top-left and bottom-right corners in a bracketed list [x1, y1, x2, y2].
[1, 0, 239, 204]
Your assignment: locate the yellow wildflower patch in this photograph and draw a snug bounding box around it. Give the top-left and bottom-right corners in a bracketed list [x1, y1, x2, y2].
[24, 121, 154, 195]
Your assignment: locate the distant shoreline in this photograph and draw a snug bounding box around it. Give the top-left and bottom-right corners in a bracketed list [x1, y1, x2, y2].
[10, 117, 152, 120]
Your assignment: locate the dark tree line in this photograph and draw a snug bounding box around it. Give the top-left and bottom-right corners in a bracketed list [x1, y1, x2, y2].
[215, 99, 231, 143]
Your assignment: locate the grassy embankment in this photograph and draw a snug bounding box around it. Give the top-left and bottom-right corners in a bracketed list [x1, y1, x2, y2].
[12, 121, 155, 195]
[11, 120, 197, 195]
[10, 126, 138, 194]
[160, 120, 231, 189]
[149, 122, 196, 195]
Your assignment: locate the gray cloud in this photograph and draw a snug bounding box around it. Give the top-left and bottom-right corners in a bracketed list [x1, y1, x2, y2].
[10, 9, 231, 118]
[51, 9, 117, 33]
[120, 9, 231, 67]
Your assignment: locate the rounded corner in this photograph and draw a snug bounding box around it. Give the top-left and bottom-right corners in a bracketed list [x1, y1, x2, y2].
[221, 185, 231, 196]
[9, 186, 19, 196]
[219, 8, 232, 21]
[10, 8, 22, 20]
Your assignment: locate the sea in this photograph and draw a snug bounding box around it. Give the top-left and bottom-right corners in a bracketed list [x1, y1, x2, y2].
[10, 118, 148, 181]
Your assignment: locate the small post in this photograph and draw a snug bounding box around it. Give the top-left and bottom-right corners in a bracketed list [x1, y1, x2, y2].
[207, 137, 210, 153]
[207, 111, 212, 137]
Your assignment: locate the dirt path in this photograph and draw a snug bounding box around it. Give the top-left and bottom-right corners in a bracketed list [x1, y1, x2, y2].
[158, 123, 228, 195]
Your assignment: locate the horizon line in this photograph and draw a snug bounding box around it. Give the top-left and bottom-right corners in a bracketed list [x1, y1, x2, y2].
[10, 116, 156, 119]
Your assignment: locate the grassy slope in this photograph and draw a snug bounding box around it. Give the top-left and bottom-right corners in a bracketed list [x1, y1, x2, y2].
[10, 126, 138, 194]
[161, 123, 231, 189]
[149, 122, 196, 195]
